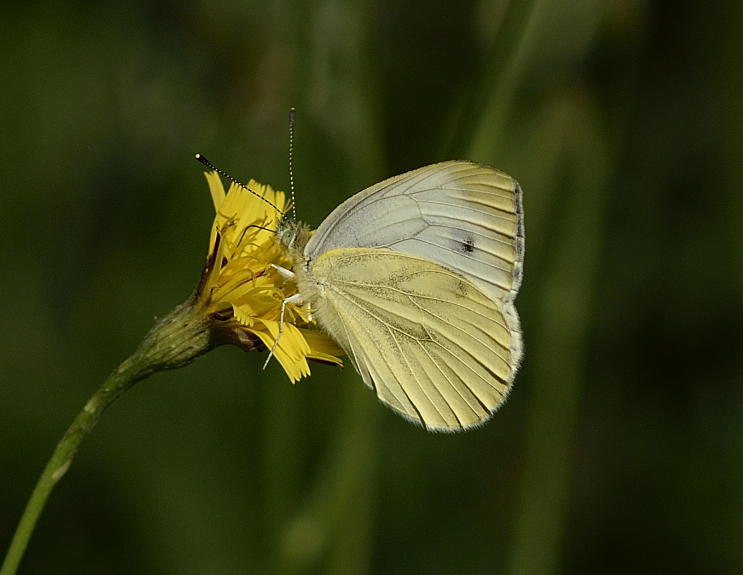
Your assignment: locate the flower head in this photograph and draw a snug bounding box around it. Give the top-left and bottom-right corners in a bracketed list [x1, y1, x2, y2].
[194, 171, 343, 382]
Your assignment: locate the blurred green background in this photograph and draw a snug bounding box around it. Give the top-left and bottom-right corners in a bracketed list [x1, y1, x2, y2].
[1, 0, 741, 573]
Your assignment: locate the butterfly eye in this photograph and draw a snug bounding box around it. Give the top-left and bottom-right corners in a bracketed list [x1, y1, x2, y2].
[281, 228, 296, 248]
[275, 219, 296, 249]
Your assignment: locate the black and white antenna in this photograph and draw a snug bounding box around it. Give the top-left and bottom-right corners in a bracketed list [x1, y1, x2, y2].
[194, 153, 283, 218]
[288, 108, 297, 221]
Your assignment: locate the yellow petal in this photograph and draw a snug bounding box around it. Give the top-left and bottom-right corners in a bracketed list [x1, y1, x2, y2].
[252, 322, 312, 383]
[205, 171, 226, 212]
[301, 329, 345, 363]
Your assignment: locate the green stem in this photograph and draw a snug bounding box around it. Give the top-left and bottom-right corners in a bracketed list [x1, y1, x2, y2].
[0, 300, 212, 575]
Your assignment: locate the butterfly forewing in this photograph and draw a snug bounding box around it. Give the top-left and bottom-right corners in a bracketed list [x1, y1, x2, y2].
[304, 161, 524, 304]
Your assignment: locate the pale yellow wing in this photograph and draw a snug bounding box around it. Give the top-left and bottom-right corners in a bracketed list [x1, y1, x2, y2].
[303, 248, 520, 431]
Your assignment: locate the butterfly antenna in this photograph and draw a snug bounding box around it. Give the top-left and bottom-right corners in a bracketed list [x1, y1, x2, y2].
[195, 153, 283, 218]
[261, 109, 302, 370]
[288, 108, 297, 221]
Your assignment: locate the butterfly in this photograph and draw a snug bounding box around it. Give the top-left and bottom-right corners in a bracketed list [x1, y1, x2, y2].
[273, 160, 524, 432]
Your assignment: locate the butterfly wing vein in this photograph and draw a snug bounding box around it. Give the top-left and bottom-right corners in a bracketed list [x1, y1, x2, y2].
[305, 161, 524, 304]
[307, 249, 514, 430]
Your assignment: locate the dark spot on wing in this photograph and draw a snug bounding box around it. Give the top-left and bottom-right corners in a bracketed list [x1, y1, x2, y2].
[460, 236, 475, 253]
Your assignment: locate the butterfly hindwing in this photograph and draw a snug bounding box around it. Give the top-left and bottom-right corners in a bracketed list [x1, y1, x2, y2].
[301, 248, 517, 430]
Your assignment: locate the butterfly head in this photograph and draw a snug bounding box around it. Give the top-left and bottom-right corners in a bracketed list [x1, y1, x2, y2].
[276, 217, 310, 264]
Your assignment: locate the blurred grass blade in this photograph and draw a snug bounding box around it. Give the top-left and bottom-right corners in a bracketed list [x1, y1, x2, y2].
[278, 374, 379, 575]
[508, 92, 612, 575]
[448, 0, 548, 158]
[270, 0, 385, 572]
[723, 1, 743, 569]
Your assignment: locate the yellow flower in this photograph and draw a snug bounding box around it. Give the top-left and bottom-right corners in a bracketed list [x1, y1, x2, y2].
[195, 170, 343, 382]
[0, 169, 345, 575]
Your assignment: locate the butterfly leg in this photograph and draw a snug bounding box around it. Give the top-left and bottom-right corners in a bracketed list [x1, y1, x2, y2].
[272, 263, 296, 281]
[263, 292, 304, 369]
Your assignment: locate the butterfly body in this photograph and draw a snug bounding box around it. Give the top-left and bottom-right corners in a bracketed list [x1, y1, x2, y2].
[279, 160, 524, 431]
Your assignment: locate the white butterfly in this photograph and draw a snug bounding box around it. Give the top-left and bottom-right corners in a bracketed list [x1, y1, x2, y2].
[274, 161, 524, 431]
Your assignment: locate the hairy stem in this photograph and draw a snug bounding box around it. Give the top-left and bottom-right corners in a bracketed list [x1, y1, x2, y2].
[0, 300, 212, 575]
